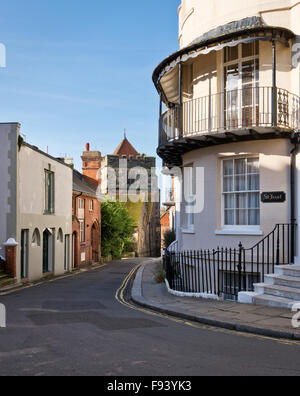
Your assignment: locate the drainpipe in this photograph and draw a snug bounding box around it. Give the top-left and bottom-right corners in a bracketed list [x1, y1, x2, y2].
[272, 40, 278, 128]
[178, 62, 183, 139]
[291, 131, 300, 263]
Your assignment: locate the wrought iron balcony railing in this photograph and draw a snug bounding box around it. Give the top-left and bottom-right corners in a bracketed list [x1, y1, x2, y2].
[159, 87, 300, 146]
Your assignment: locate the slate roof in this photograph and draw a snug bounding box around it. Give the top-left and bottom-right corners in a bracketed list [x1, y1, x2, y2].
[73, 170, 97, 197]
[113, 137, 140, 158]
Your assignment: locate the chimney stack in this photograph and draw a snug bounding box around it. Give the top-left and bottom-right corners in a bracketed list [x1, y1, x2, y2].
[81, 143, 102, 188]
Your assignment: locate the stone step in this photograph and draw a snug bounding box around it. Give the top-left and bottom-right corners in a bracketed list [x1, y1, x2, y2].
[265, 274, 300, 288]
[275, 265, 300, 278]
[254, 283, 300, 300]
[0, 277, 17, 289]
[253, 294, 297, 309]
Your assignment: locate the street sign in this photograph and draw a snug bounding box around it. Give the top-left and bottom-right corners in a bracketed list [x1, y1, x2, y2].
[261, 191, 286, 203]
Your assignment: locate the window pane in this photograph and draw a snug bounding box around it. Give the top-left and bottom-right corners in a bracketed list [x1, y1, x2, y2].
[249, 209, 260, 225]
[225, 210, 234, 225]
[247, 158, 259, 173]
[225, 46, 238, 63]
[242, 42, 258, 58]
[241, 61, 254, 85]
[235, 175, 246, 191]
[236, 209, 247, 225]
[248, 192, 260, 208]
[248, 174, 260, 191]
[236, 193, 247, 209]
[224, 176, 233, 192]
[223, 160, 233, 176]
[224, 194, 234, 209]
[235, 159, 246, 175]
[225, 64, 239, 91]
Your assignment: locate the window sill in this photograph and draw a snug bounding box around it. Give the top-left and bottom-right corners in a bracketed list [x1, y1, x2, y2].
[182, 228, 195, 234]
[215, 229, 263, 236]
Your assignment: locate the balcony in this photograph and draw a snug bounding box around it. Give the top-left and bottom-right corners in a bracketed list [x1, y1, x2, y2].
[158, 87, 300, 166]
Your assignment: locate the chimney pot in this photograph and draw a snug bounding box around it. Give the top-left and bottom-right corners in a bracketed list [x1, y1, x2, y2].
[86, 143, 90, 152]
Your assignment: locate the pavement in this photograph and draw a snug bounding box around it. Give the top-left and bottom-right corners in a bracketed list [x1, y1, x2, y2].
[132, 259, 300, 341]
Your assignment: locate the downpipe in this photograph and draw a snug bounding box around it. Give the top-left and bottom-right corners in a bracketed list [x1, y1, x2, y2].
[290, 131, 300, 264]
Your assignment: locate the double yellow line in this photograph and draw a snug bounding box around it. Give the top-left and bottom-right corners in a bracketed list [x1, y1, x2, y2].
[115, 263, 300, 347]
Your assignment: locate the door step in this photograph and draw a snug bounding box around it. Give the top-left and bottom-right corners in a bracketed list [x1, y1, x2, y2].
[253, 294, 297, 309]
[239, 265, 300, 309]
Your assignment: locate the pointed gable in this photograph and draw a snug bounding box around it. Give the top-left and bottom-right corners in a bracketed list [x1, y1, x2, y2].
[113, 137, 140, 159]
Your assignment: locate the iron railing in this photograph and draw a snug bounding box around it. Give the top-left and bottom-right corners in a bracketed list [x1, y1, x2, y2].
[159, 87, 300, 146]
[164, 224, 296, 301]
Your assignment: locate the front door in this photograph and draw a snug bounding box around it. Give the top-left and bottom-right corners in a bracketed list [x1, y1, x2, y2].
[21, 230, 29, 279]
[91, 225, 99, 262]
[43, 231, 49, 273]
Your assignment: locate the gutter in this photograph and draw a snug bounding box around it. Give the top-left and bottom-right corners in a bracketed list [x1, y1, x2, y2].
[259, 2, 300, 16]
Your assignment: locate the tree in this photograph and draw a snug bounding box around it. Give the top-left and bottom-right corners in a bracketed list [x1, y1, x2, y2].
[164, 229, 176, 249]
[101, 200, 135, 259]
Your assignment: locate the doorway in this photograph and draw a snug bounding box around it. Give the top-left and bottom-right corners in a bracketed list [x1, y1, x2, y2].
[21, 230, 29, 279]
[43, 229, 53, 273]
[72, 232, 78, 269]
[91, 224, 99, 262]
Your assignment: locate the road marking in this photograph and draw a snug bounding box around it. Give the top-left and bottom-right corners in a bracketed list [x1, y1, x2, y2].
[0, 347, 47, 359]
[115, 263, 300, 347]
[0, 263, 108, 296]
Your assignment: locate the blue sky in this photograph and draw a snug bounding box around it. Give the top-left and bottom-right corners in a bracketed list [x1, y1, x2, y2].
[0, 0, 180, 170]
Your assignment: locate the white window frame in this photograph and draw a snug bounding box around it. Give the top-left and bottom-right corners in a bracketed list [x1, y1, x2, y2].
[222, 42, 259, 130]
[78, 198, 85, 209]
[218, 156, 262, 235]
[89, 200, 94, 211]
[79, 220, 85, 243]
[182, 164, 195, 233]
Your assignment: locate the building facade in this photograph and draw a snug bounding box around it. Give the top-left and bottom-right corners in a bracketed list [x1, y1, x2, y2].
[101, 136, 161, 257]
[72, 167, 101, 269]
[0, 123, 73, 284]
[154, 1, 300, 305]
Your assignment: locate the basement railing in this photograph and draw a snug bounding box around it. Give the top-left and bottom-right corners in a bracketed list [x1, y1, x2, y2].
[163, 224, 296, 301]
[159, 87, 300, 146]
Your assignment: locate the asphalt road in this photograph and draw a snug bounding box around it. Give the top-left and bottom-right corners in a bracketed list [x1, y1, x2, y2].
[1, 258, 300, 377]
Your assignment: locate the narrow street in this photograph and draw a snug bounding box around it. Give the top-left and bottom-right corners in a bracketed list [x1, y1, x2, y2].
[1, 258, 300, 376]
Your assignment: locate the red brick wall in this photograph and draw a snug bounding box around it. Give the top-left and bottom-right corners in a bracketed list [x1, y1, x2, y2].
[72, 194, 101, 267]
[5, 245, 17, 278]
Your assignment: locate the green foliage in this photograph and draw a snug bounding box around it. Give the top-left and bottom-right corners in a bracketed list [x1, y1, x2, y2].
[101, 200, 135, 259]
[153, 262, 166, 284]
[164, 229, 176, 249]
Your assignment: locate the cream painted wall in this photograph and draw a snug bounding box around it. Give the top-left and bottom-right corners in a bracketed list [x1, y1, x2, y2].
[179, 139, 291, 251]
[179, 0, 298, 48]
[18, 145, 72, 281]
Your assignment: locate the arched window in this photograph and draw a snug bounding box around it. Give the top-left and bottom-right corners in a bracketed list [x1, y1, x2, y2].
[57, 228, 63, 243]
[31, 228, 41, 247]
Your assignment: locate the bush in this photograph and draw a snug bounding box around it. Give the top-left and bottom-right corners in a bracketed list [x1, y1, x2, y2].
[153, 262, 166, 284]
[101, 201, 135, 259]
[164, 229, 176, 249]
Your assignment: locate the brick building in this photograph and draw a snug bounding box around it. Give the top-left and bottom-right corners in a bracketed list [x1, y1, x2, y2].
[72, 146, 101, 268]
[101, 136, 161, 257]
